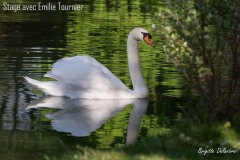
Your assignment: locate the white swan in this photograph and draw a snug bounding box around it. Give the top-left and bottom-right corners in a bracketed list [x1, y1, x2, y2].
[24, 27, 154, 99]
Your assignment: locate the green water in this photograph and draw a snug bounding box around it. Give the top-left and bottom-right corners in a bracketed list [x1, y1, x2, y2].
[0, 0, 239, 160]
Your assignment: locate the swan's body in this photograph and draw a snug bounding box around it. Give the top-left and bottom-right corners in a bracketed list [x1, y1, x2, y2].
[24, 27, 154, 99]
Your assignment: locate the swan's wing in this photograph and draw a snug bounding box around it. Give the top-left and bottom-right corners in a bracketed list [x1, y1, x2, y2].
[44, 56, 128, 92]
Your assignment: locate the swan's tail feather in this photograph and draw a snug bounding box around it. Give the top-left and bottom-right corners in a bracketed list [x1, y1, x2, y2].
[24, 76, 69, 97]
[23, 76, 53, 95]
[23, 76, 46, 89]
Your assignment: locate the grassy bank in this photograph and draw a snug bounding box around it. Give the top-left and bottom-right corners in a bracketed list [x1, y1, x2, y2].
[45, 122, 240, 160]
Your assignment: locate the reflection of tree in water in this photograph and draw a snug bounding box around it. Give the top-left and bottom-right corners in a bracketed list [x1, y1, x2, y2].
[0, 8, 68, 130]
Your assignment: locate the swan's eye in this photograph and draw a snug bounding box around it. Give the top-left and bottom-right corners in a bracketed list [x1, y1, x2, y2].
[148, 34, 152, 39]
[141, 32, 152, 39]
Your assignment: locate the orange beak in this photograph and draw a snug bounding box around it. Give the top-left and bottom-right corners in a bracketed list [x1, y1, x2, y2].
[144, 35, 155, 48]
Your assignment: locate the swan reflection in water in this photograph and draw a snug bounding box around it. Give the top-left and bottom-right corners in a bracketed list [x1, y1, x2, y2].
[27, 97, 148, 145]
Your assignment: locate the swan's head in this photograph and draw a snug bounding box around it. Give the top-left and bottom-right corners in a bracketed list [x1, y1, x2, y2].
[129, 27, 155, 48]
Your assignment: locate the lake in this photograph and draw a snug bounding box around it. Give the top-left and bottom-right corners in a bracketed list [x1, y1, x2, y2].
[1, 0, 238, 160]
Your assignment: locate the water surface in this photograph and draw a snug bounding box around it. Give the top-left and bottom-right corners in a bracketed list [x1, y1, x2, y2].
[0, 0, 185, 159]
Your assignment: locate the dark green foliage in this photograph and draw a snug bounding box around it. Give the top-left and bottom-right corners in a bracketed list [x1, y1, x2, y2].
[156, 0, 240, 118]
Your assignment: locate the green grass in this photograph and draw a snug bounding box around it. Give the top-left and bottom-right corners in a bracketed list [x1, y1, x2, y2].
[44, 122, 240, 160]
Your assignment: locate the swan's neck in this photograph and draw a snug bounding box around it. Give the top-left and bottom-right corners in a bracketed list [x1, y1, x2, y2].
[127, 36, 149, 97]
